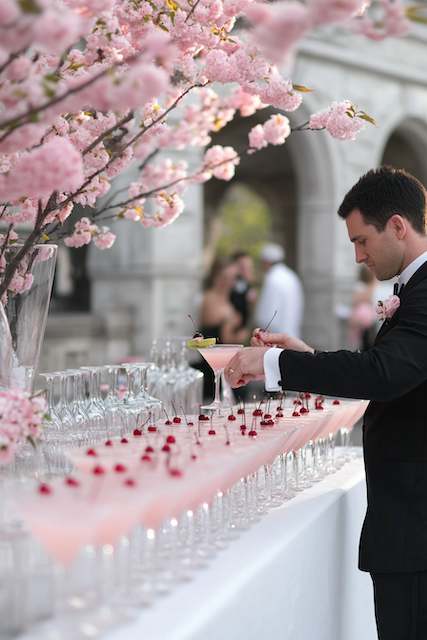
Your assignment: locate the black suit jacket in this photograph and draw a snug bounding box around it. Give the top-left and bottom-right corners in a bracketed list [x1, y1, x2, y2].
[279, 261, 427, 573]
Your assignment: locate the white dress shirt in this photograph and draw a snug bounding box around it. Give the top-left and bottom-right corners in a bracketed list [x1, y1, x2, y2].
[255, 263, 304, 338]
[263, 250, 427, 392]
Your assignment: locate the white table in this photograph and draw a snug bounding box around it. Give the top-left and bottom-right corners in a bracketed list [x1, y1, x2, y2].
[105, 455, 377, 640]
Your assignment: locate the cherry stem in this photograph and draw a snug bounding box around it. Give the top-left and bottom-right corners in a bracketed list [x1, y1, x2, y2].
[171, 401, 179, 417]
[262, 309, 278, 333]
[223, 424, 231, 446]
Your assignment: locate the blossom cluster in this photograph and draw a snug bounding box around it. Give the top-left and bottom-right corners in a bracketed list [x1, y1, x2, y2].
[0, 389, 47, 465]
[0, 0, 413, 290]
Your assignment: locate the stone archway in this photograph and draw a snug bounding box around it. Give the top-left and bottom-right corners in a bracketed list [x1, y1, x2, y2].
[204, 99, 341, 348]
[380, 118, 427, 184]
[203, 109, 299, 272]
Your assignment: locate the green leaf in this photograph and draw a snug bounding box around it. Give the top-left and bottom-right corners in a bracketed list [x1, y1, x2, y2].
[18, 0, 41, 14]
[358, 112, 376, 125]
[292, 84, 313, 93]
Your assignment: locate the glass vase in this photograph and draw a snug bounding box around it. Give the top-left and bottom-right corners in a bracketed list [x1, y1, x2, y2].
[0, 244, 57, 392]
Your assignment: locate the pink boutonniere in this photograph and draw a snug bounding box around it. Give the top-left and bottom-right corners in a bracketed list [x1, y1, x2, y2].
[376, 295, 400, 321]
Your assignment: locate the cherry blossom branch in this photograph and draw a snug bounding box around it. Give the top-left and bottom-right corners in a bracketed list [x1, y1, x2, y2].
[0, 195, 57, 298]
[0, 48, 27, 75]
[291, 121, 310, 131]
[45, 81, 206, 229]
[0, 56, 137, 140]
[82, 111, 135, 156]
[185, 0, 203, 22]
[94, 153, 242, 219]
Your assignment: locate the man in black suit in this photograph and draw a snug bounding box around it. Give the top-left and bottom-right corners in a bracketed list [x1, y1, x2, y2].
[224, 166, 427, 639]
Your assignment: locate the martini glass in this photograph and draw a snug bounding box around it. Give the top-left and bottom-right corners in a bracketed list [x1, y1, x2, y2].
[197, 344, 243, 416]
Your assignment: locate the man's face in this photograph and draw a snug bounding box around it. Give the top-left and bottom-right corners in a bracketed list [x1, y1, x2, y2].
[346, 209, 404, 280]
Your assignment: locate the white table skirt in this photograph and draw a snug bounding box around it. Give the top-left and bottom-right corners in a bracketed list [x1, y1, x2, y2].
[105, 455, 377, 640]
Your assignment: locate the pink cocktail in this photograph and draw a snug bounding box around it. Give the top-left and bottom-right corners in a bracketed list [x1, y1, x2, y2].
[198, 344, 243, 415]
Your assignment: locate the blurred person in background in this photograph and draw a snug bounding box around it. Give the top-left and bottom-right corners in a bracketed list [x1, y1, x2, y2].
[348, 265, 378, 350]
[255, 242, 304, 338]
[229, 251, 257, 331]
[197, 258, 249, 398]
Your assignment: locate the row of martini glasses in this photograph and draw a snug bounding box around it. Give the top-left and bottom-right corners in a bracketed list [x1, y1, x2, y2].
[1, 395, 367, 638]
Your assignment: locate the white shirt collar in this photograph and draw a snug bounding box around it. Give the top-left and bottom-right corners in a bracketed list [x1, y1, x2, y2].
[398, 250, 427, 289]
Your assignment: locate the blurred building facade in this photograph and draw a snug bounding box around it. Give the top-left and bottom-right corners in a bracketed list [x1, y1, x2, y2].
[40, 25, 427, 371]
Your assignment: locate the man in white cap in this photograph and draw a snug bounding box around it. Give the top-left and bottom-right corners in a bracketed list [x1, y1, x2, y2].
[255, 242, 304, 338]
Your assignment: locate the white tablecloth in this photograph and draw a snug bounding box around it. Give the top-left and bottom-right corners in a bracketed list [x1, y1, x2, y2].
[105, 455, 377, 640]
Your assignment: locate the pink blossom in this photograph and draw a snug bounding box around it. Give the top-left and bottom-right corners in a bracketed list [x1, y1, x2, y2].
[308, 0, 367, 25]
[227, 87, 263, 117]
[376, 295, 400, 320]
[94, 228, 116, 249]
[203, 50, 234, 83]
[32, 9, 84, 55]
[248, 124, 267, 151]
[0, 390, 46, 465]
[204, 145, 239, 180]
[247, 2, 311, 63]
[1, 137, 84, 201]
[0, 0, 20, 26]
[309, 101, 365, 140]
[263, 114, 291, 145]
[0, 123, 49, 154]
[356, 0, 410, 40]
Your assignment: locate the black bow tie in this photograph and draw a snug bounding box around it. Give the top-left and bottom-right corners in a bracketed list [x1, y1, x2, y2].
[393, 283, 404, 297]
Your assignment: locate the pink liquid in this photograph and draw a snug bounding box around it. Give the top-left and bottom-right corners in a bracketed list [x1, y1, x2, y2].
[198, 345, 243, 372]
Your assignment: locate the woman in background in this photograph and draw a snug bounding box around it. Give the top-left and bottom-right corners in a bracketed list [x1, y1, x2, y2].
[198, 259, 249, 399]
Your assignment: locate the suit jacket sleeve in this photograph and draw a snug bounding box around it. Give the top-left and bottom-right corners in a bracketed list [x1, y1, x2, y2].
[280, 285, 427, 401]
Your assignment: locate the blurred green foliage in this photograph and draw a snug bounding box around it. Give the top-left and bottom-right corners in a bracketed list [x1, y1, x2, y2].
[216, 183, 271, 261]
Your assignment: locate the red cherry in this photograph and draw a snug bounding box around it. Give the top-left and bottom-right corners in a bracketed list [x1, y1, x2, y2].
[315, 405, 324, 411]
[208, 429, 216, 435]
[173, 417, 181, 424]
[166, 435, 176, 444]
[237, 408, 245, 415]
[124, 478, 136, 487]
[266, 419, 274, 425]
[263, 413, 272, 419]
[86, 448, 97, 457]
[292, 411, 300, 417]
[162, 444, 171, 452]
[65, 477, 79, 488]
[133, 428, 142, 437]
[105, 440, 113, 447]
[240, 424, 247, 430]
[228, 414, 236, 421]
[38, 483, 52, 495]
[187, 421, 194, 426]
[169, 468, 183, 477]
[276, 412, 284, 418]
[305, 392, 311, 398]
[92, 465, 105, 475]
[120, 437, 129, 444]
[260, 420, 268, 426]
[300, 407, 309, 414]
[248, 429, 257, 437]
[276, 405, 283, 411]
[165, 419, 172, 426]
[114, 463, 127, 473]
[252, 409, 262, 417]
[199, 414, 209, 421]
[148, 425, 157, 433]
[333, 399, 340, 405]
[293, 399, 302, 405]
[145, 445, 154, 453]
[141, 454, 152, 462]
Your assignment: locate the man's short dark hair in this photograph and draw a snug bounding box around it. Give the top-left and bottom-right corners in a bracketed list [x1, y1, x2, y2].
[338, 166, 426, 234]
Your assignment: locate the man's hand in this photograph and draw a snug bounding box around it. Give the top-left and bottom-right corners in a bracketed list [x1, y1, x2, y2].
[224, 347, 269, 388]
[251, 329, 314, 353]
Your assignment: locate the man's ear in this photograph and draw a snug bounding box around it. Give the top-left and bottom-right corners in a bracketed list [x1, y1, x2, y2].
[388, 214, 407, 240]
